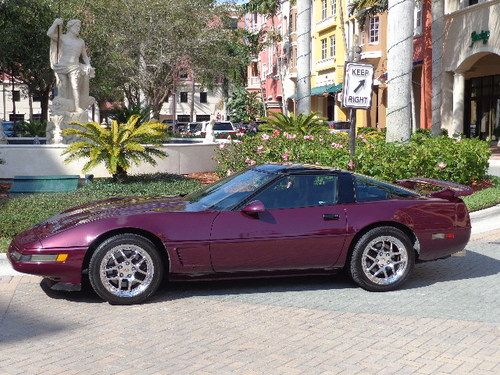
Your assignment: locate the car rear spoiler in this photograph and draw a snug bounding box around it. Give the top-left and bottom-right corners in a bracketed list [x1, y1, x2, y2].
[395, 177, 473, 199]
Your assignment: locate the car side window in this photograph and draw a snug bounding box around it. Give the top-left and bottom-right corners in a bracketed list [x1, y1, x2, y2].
[252, 174, 338, 210]
[354, 175, 417, 202]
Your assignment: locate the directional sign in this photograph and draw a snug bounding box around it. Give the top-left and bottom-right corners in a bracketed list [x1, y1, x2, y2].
[341, 62, 374, 109]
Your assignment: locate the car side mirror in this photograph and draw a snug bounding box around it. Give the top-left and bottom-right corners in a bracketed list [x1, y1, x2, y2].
[241, 200, 265, 217]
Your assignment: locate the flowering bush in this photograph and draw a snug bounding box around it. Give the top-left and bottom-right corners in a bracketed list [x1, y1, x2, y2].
[214, 130, 491, 185]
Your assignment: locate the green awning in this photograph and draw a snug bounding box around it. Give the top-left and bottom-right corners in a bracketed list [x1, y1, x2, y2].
[287, 83, 343, 100]
[310, 83, 343, 96]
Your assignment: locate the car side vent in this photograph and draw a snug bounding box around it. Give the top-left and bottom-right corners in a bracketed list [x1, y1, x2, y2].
[174, 247, 184, 266]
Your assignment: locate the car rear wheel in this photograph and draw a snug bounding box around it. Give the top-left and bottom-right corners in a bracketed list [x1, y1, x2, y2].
[349, 227, 415, 292]
[89, 234, 164, 305]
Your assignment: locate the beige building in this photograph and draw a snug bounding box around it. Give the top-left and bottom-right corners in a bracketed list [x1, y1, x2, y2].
[441, 0, 500, 141]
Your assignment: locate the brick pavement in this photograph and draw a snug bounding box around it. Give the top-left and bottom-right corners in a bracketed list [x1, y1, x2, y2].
[0, 230, 499, 375]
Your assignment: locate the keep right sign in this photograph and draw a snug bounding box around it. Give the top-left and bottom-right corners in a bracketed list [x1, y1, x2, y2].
[341, 62, 374, 109]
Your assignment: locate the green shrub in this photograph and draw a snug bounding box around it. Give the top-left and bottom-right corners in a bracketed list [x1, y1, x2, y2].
[13, 120, 47, 137]
[215, 131, 491, 185]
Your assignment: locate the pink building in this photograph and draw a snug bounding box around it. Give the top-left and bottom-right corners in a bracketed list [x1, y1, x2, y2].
[243, 12, 284, 114]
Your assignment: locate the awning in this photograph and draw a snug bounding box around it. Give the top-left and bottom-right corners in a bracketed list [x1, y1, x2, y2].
[287, 83, 343, 100]
[310, 83, 343, 96]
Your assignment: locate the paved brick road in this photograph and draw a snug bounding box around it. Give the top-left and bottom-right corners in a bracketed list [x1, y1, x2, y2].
[0, 230, 499, 375]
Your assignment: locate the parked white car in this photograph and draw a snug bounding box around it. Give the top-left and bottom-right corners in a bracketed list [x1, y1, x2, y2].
[193, 121, 236, 136]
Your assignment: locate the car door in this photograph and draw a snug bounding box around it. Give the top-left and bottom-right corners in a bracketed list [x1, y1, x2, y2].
[209, 172, 349, 272]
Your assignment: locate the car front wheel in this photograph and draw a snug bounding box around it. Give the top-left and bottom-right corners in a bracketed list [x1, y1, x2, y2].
[89, 234, 164, 304]
[349, 227, 415, 292]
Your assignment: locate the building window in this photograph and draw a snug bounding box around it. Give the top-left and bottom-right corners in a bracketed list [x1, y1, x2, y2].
[321, 0, 327, 20]
[321, 38, 327, 60]
[177, 115, 190, 122]
[414, 3, 422, 36]
[12, 90, 20, 102]
[369, 16, 379, 44]
[329, 35, 335, 58]
[196, 114, 210, 122]
[200, 92, 208, 103]
[261, 63, 267, 80]
[331, 0, 336, 18]
[180, 92, 188, 103]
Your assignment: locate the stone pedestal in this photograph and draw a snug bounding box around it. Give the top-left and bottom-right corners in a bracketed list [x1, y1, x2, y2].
[46, 110, 89, 144]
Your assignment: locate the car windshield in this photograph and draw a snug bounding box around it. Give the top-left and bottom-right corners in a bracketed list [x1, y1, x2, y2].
[213, 122, 233, 131]
[185, 169, 276, 211]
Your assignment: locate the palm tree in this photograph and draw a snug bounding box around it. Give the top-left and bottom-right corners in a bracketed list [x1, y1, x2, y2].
[261, 112, 328, 135]
[350, 0, 415, 143]
[62, 115, 167, 182]
[296, 0, 312, 114]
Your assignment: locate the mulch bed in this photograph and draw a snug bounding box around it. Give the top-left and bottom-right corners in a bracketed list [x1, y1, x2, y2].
[0, 183, 11, 198]
[185, 172, 220, 185]
[470, 179, 494, 192]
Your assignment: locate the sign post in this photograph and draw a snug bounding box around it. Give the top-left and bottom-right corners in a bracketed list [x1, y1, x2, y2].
[341, 62, 374, 169]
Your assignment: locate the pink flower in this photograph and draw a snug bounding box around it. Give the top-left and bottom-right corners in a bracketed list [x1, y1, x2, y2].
[282, 151, 290, 161]
[272, 129, 281, 138]
[285, 133, 297, 140]
[437, 162, 447, 170]
[219, 143, 225, 149]
[303, 135, 314, 141]
[256, 145, 265, 154]
[245, 157, 256, 166]
[236, 132, 245, 137]
[261, 133, 270, 141]
[331, 142, 343, 149]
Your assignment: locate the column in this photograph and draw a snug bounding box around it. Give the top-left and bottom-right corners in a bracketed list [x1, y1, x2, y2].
[452, 72, 465, 136]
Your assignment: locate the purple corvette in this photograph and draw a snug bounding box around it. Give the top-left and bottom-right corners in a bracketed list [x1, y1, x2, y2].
[8, 164, 471, 304]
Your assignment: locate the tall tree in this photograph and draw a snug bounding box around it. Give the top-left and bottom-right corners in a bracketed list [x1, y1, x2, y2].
[0, 0, 57, 122]
[296, 0, 312, 114]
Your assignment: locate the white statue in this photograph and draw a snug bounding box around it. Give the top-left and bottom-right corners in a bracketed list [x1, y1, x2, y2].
[47, 18, 95, 114]
[204, 116, 216, 143]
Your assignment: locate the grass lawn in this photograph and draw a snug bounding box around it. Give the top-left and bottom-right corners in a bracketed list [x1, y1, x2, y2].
[0, 173, 201, 253]
[0, 174, 499, 254]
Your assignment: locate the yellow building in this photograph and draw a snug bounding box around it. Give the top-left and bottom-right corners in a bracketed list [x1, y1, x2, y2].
[311, 0, 346, 122]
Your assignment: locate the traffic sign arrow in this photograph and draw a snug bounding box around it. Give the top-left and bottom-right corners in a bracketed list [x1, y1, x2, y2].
[354, 79, 365, 94]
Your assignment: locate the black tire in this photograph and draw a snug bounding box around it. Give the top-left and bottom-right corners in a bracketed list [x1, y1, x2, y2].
[89, 233, 164, 305]
[348, 226, 415, 292]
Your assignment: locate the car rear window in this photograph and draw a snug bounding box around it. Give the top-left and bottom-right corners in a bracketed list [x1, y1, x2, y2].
[354, 175, 418, 202]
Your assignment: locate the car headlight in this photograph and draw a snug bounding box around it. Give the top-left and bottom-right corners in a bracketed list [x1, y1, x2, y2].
[11, 251, 68, 262]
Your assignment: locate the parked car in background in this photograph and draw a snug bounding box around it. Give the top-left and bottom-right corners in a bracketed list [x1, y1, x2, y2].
[8, 164, 472, 305]
[193, 121, 236, 137]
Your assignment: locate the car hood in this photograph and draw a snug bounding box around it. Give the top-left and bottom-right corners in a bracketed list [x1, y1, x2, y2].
[32, 196, 190, 239]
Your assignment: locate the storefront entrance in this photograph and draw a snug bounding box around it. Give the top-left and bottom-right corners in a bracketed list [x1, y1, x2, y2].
[464, 74, 500, 141]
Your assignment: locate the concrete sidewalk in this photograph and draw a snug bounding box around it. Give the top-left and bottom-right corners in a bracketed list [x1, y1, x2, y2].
[1, 204, 499, 277]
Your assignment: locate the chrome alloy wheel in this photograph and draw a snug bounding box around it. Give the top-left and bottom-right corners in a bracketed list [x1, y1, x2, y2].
[361, 236, 409, 286]
[99, 244, 155, 298]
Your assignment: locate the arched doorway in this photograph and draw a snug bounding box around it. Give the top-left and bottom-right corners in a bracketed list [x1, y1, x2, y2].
[461, 53, 500, 140]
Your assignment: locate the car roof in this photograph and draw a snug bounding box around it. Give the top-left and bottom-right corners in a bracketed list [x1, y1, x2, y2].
[254, 163, 342, 174]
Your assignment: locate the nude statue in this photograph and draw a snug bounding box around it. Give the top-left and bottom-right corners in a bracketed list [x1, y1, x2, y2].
[47, 18, 95, 113]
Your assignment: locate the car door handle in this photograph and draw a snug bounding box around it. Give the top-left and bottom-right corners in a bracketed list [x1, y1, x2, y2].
[323, 214, 340, 221]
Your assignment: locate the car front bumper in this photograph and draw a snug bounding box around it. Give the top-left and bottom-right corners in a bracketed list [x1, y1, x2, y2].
[7, 240, 87, 286]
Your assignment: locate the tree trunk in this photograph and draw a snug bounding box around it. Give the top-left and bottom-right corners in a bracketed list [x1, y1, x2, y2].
[113, 166, 128, 183]
[40, 88, 50, 123]
[190, 76, 195, 122]
[296, 0, 312, 115]
[386, 0, 415, 142]
[431, 0, 444, 135]
[28, 91, 34, 121]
